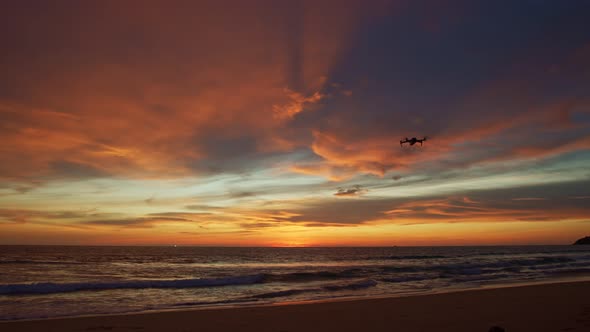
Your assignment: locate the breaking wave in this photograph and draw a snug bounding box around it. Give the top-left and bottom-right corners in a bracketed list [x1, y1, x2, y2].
[0, 274, 265, 295]
[250, 279, 378, 300]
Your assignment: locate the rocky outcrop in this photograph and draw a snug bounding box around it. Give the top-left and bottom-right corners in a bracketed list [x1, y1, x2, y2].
[573, 236, 590, 245]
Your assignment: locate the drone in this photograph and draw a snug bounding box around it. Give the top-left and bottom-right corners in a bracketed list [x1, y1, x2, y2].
[400, 137, 427, 146]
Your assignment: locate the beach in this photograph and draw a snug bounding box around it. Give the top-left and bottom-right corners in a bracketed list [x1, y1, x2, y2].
[2, 280, 589, 332]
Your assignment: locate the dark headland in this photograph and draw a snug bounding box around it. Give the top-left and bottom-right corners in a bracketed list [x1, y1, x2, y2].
[573, 236, 590, 245]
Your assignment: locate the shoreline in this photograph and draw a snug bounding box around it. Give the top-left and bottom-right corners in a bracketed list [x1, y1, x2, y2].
[2, 275, 589, 323]
[2, 279, 589, 331]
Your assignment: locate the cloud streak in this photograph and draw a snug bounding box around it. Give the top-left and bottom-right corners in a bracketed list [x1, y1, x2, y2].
[334, 185, 368, 197]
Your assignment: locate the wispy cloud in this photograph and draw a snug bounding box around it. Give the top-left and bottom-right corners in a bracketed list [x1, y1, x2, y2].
[83, 217, 193, 228]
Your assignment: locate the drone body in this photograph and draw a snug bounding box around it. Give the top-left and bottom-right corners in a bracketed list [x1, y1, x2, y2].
[400, 137, 427, 146]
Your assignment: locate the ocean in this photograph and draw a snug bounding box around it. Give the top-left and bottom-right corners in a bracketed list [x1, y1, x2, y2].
[1, 245, 590, 321]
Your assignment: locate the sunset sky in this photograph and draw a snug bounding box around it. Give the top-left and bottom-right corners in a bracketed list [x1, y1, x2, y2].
[1, 1, 589, 246]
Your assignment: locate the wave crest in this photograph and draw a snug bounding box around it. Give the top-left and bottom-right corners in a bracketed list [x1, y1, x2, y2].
[0, 274, 265, 295]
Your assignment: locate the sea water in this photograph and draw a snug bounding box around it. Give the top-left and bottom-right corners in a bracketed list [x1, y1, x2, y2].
[1, 245, 589, 320]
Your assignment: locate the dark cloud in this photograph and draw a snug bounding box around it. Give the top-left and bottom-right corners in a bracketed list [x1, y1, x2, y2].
[228, 191, 259, 199]
[0, 209, 111, 224]
[512, 197, 547, 201]
[83, 216, 192, 228]
[0, 209, 216, 228]
[280, 180, 590, 226]
[239, 222, 278, 229]
[148, 212, 212, 217]
[288, 199, 395, 225]
[185, 204, 225, 211]
[334, 185, 368, 197]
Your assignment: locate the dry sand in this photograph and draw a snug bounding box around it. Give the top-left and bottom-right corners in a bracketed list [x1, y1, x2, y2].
[2, 281, 590, 332]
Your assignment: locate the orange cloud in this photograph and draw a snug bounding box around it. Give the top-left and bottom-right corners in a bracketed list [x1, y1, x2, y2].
[3, 1, 587, 185]
[292, 94, 589, 180]
[0, 1, 376, 181]
[383, 196, 590, 224]
[273, 90, 323, 120]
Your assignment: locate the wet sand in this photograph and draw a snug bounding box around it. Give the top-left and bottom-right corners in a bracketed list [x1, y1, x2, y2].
[2, 281, 590, 332]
